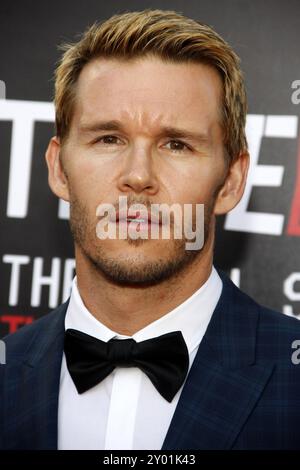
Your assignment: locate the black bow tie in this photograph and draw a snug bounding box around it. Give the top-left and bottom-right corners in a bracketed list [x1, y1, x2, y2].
[64, 329, 189, 403]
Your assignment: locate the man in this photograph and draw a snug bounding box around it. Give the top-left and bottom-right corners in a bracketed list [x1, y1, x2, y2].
[1, 9, 300, 450]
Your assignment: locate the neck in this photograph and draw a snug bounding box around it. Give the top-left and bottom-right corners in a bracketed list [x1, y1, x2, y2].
[75, 238, 214, 336]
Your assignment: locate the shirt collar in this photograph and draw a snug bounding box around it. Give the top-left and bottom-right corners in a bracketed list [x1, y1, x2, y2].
[65, 266, 222, 355]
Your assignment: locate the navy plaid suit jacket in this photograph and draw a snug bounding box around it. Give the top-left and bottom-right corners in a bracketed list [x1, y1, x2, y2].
[1, 270, 300, 449]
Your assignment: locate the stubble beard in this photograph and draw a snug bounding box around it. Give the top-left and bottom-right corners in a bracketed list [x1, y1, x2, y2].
[69, 195, 216, 287]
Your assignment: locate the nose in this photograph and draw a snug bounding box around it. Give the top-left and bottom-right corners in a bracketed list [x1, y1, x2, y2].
[117, 142, 159, 195]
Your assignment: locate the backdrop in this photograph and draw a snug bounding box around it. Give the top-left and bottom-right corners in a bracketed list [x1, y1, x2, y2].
[1, 0, 300, 337]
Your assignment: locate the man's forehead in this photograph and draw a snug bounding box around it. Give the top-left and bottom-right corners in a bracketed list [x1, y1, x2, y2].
[76, 55, 222, 98]
[73, 57, 222, 131]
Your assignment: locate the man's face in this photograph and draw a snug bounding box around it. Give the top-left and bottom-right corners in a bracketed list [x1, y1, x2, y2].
[57, 56, 229, 285]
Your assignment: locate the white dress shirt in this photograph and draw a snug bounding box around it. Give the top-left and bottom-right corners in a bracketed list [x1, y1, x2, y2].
[58, 266, 222, 450]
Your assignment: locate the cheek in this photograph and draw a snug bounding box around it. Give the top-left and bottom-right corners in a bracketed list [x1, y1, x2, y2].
[66, 159, 113, 205]
[170, 167, 223, 205]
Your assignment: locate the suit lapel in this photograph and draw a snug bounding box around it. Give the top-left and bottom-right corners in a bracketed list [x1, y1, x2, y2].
[162, 272, 275, 450]
[3, 302, 68, 449]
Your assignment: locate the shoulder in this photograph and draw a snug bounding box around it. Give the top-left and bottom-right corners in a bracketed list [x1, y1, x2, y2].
[218, 269, 300, 361]
[2, 301, 68, 360]
[258, 303, 300, 332]
[255, 303, 300, 363]
[219, 268, 300, 331]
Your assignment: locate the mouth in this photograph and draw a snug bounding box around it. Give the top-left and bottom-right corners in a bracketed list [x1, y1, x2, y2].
[114, 211, 162, 226]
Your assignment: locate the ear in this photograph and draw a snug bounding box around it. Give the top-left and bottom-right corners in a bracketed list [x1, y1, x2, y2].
[45, 136, 70, 202]
[214, 150, 250, 215]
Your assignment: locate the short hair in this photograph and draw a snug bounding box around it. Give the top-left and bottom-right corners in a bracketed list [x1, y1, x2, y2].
[54, 9, 248, 163]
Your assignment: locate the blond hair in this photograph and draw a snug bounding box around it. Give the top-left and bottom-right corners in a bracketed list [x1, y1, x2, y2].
[54, 9, 248, 162]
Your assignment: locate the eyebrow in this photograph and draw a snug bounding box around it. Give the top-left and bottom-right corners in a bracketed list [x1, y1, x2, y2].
[78, 120, 211, 144]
